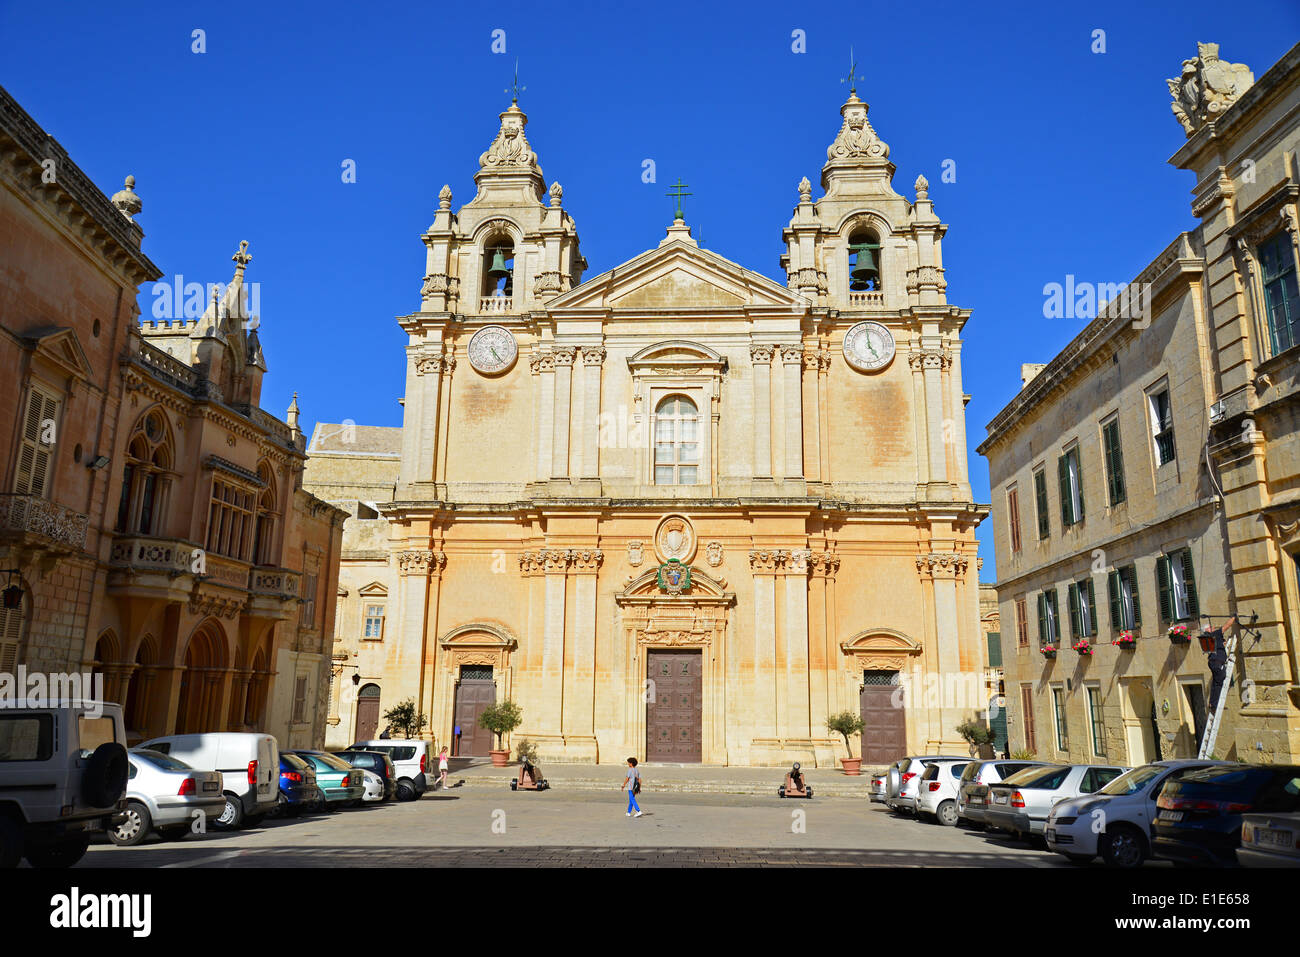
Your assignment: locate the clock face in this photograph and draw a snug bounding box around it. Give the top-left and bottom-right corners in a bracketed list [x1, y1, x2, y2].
[843, 320, 895, 372]
[467, 325, 518, 374]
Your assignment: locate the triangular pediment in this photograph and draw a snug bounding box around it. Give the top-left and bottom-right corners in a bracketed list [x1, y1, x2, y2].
[25, 326, 93, 381]
[547, 240, 808, 313]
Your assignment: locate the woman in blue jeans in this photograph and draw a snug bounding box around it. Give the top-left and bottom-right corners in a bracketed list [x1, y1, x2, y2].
[622, 757, 642, 817]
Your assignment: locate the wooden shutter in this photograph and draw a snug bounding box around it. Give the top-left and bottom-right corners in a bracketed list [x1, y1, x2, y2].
[1037, 592, 1047, 644]
[1008, 487, 1022, 553]
[1126, 565, 1142, 626]
[1157, 556, 1173, 622]
[1108, 571, 1121, 628]
[1073, 449, 1084, 520]
[1035, 470, 1050, 539]
[1021, 685, 1037, 754]
[0, 596, 22, 673]
[1086, 578, 1097, 635]
[14, 388, 59, 496]
[1068, 583, 1081, 638]
[1058, 455, 1071, 526]
[1104, 421, 1126, 505]
[1180, 550, 1199, 620]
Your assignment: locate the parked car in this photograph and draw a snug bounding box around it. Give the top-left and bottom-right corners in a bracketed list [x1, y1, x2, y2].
[985, 763, 1129, 842]
[1238, 811, 1300, 867]
[1045, 760, 1229, 867]
[359, 769, 387, 803]
[334, 749, 397, 802]
[275, 751, 320, 816]
[350, 739, 431, 801]
[886, 755, 967, 813]
[139, 732, 278, 830]
[290, 750, 365, 808]
[109, 749, 225, 846]
[957, 759, 1047, 829]
[869, 772, 888, 804]
[0, 700, 128, 868]
[1153, 764, 1300, 867]
[916, 759, 971, 826]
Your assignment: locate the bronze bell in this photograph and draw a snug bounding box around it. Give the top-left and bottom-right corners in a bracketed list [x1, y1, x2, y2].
[849, 243, 879, 291]
[487, 248, 511, 284]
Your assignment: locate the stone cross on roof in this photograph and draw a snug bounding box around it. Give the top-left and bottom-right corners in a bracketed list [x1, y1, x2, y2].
[232, 240, 252, 274]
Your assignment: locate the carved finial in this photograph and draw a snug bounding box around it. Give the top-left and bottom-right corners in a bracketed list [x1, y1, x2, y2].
[111, 175, 142, 221]
[914, 174, 929, 199]
[232, 240, 252, 273]
[286, 391, 300, 431]
[798, 177, 812, 202]
[549, 181, 563, 207]
[438, 184, 452, 209]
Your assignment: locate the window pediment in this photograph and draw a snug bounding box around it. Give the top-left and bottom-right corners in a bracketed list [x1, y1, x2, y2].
[627, 340, 727, 375]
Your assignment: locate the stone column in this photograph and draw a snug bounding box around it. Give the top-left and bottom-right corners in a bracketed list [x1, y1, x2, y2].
[563, 549, 602, 760]
[415, 353, 451, 483]
[539, 548, 571, 735]
[580, 347, 605, 482]
[750, 345, 774, 479]
[532, 350, 555, 484]
[783, 549, 812, 741]
[551, 348, 576, 480]
[780, 346, 804, 480]
[748, 549, 786, 744]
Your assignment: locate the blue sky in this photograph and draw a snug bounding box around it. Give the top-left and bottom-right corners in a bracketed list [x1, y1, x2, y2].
[2, 1, 1295, 579]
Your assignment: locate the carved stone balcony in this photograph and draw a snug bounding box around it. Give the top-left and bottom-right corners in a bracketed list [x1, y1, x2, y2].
[107, 535, 199, 601]
[247, 565, 302, 621]
[0, 493, 89, 556]
[479, 295, 513, 314]
[847, 290, 885, 309]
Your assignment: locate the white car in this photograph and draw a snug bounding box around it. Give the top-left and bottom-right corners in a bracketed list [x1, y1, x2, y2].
[109, 749, 225, 846]
[887, 755, 968, 813]
[350, 739, 431, 801]
[0, 699, 128, 868]
[359, 769, 386, 803]
[1046, 760, 1231, 867]
[139, 732, 278, 828]
[916, 759, 972, 826]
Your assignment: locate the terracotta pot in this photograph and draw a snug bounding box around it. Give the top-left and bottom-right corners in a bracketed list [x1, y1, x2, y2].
[840, 757, 862, 776]
[489, 749, 509, 767]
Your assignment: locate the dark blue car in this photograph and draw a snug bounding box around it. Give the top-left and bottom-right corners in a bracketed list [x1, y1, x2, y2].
[1153, 764, 1300, 866]
[276, 751, 321, 816]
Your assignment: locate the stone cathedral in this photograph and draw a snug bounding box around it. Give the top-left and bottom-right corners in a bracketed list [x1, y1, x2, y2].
[304, 86, 989, 766]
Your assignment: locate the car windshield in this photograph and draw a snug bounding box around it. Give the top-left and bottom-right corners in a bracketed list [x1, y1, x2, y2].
[959, 763, 983, 783]
[307, 752, 354, 772]
[1099, 764, 1165, 796]
[1001, 765, 1069, 789]
[133, 750, 193, 772]
[281, 752, 311, 771]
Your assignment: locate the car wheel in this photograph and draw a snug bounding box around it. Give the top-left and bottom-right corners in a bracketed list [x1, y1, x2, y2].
[1101, 826, 1147, 868]
[936, 800, 959, 827]
[397, 781, 417, 802]
[25, 836, 90, 869]
[0, 816, 22, 868]
[214, 794, 244, 830]
[108, 800, 152, 847]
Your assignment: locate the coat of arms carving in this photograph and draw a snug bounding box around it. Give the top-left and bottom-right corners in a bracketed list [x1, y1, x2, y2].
[627, 540, 644, 567]
[655, 560, 692, 596]
[1168, 43, 1254, 136]
[654, 514, 696, 564]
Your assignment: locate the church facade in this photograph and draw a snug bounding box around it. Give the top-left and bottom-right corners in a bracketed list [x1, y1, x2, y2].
[305, 88, 989, 765]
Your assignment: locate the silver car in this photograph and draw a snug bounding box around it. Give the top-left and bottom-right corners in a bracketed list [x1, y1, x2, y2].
[887, 755, 968, 813]
[986, 763, 1129, 841]
[916, 759, 971, 826]
[957, 759, 1049, 828]
[109, 748, 225, 846]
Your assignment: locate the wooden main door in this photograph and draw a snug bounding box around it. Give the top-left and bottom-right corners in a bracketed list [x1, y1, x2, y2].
[860, 670, 905, 765]
[646, 650, 702, 763]
[453, 666, 496, 756]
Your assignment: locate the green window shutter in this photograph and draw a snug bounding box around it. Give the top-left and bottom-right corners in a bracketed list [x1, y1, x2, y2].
[986, 632, 1002, 668]
[1086, 578, 1097, 635]
[1037, 592, 1047, 644]
[1068, 583, 1081, 638]
[1157, 556, 1173, 623]
[1104, 421, 1126, 506]
[1180, 550, 1199, 620]
[1108, 571, 1121, 629]
[1127, 566, 1142, 626]
[1035, 470, 1050, 539]
[1073, 449, 1084, 520]
[1058, 455, 1071, 526]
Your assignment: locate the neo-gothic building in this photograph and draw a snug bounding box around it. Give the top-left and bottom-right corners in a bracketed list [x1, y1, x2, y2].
[306, 87, 989, 765]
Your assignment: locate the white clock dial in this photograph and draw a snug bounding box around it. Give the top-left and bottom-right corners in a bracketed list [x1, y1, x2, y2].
[843, 320, 895, 372]
[467, 325, 518, 374]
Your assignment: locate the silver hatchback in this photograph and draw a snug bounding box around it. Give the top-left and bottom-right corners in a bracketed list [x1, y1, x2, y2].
[985, 763, 1129, 841]
[109, 748, 225, 846]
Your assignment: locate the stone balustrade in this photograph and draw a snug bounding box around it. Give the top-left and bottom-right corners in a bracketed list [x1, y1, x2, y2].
[249, 566, 301, 598]
[109, 535, 197, 573]
[479, 295, 513, 314]
[847, 290, 885, 308]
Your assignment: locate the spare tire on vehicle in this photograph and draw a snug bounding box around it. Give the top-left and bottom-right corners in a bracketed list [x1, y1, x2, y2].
[83, 742, 128, 808]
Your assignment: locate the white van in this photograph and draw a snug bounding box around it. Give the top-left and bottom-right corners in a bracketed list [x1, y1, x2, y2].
[139, 732, 278, 828]
[349, 739, 431, 801]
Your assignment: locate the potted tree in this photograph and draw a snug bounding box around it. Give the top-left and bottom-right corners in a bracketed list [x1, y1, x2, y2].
[956, 720, 996, 758]
[478, 700, 523, 767]
[827, 710, 866, 775]
[382, 698, 428, 739]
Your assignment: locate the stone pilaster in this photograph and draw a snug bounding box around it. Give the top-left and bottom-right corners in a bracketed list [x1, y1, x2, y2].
[750, 345, 774, 480]
[579, 346, 605, 483]
[779, 345, 804, 481]
[531, 350, 555, 484]
[551, 348, 576, 481]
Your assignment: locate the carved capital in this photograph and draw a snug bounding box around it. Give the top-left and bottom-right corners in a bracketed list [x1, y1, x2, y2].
[778, 345, 804, 365]
[749, 344, 775, 364]
[748, 548, 790, 572]
[908, 350, 951, 372]
[398, 549, 445, 576]
[914, 552, 969, 579]
[785, 548, 812, 573]
[570, 548, 604, 573]
[415, 353, 456, 376]
[811, 551, 841, 578]
[529, 350, 554, 374]
[540, 547, 573, 573]
[580, 346, 607, 366]
[552, 347, 577, 368]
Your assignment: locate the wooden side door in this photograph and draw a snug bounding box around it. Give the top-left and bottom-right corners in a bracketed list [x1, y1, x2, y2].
[646, 650, 702, 763]
[860, 670, 905, 765]
[453, 671, 496, 756]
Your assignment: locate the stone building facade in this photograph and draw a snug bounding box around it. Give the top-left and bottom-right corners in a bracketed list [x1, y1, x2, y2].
[306, 87, 990, 765]
[980, 41, 1300, 765]
[0, 84, 346, 748]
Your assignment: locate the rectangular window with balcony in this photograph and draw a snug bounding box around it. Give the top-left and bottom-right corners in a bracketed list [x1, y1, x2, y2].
[1260, 231, 1300, 355]
[1007, 484, 1022, 554]
[1015, 597, 1028, 647]
[13, 386, 60, 497]
[1037, 588, 1060, 645]
[1085, 686, 1105, 756]
[363, 603, 385, 640]
[1033, 468, 1050, 540]
[1148, 388, 1175, 467]
[1102, 417, 1126, 506]
[1068, 578, 1097, 638]
[1157, 549, 1199, 622]
[1107, 564, 1142, 631]
[1052, 687, 1069, 751]
[1058, 445, 1084, 526]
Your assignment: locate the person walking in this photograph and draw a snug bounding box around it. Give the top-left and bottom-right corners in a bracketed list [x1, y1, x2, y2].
[437, 746, 449, 790]
[621, 757, 642, 817]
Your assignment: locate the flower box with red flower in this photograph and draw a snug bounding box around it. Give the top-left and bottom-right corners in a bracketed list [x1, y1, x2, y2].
[1167, 624, 1190, 645]
[1071, 639, 1093, 656]
[1112, 631, 1136, 650]
[1041, 644, 1057, 659]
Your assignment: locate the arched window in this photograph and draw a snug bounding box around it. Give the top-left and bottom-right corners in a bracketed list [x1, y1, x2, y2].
[482, 241, 514, 299]
[653, 395, 701, 485]
[252, 461, 278, 565]
[115, 409, 174, 536]
[847, 226, 881, 293]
